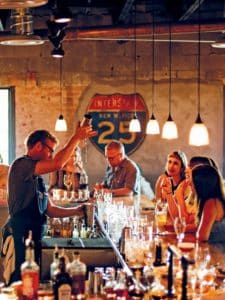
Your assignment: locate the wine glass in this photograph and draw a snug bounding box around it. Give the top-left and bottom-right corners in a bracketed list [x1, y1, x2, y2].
[196, 247, 211, 269]
[190, 270, 197, 298]
[174, 216, 186, 244]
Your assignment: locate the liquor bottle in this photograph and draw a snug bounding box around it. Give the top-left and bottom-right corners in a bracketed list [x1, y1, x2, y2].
[60, 248, 70, 265]
[52, 218, 62, 237]
[21, 231, 39, 300]
[103, 267, 116, 299]
[87, 267, 95, 296]
[72, 223, 79, 238]
[89, 223, 98, 239]
[67, 251, 87, 298]
[93, 268, 104, 297]
[143, 254, 154, 288]
[80, 114, 92, 127]
[53, 256, 72, 300]
[50, 245, 60, 280]
[153, 238, 165, 267]
[114, 270, 129, 300]
[80, 221, 87, 238]
[86, 226, 92, 238]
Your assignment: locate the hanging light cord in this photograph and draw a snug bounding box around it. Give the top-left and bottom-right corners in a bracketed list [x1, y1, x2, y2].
[151, 9, 155, 114]
[59, 57, 63, 115]
[197, 0, 201, 116]
[134, 2, 137, 115]
[168, 20, 172, 116]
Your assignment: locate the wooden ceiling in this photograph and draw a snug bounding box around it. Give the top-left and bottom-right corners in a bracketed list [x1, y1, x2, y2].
[0, 0, 224, 43]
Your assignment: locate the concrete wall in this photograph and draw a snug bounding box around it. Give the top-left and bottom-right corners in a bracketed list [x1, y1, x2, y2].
[0, 39, 224, 189]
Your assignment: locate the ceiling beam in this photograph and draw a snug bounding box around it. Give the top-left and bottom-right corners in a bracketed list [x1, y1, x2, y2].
[0, 20, 224, 42]
[64, 22, 225, 40]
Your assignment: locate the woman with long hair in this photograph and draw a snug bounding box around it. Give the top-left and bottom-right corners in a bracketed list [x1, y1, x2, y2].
[155, 151, 187, 201]
[192, 164, 225, 242]
[162, 156, 217, 225]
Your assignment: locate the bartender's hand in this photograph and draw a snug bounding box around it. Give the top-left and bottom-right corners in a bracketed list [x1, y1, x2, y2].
[75, 203, 87, 217]
[75, 123, 98, 141]
[93, 182, 104, 190]
[77, 203, 95, 222]
[93, 183, 111, 193]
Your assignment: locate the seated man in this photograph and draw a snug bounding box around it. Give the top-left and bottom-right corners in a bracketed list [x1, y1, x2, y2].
[95, 140, 141, 197]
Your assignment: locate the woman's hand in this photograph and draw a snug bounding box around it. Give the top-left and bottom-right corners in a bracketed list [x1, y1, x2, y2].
[161, 177, 173, 198]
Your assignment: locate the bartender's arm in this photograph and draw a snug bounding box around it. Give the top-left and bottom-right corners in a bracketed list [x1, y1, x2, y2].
[46, 198, 85, 218]
[94, 183, 133, 197]
[35, 125, 97, 175]
[105, 187, 133, 197]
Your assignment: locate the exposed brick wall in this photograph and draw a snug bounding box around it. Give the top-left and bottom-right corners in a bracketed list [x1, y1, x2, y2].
[0, 40, 224, 188]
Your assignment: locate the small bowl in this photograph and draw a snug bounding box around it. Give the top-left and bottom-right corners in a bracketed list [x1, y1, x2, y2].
[178, 242, 195, 252]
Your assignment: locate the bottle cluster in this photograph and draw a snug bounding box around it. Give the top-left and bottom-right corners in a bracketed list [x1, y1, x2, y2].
[7, 233, 167, 300]
[50, 248, 151, 300]
[81, 266, 149, 300]
[46, 214, 101, 239]
[52, 250, 86, 300]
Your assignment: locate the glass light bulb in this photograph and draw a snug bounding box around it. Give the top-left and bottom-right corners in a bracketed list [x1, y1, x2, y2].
[129, 116, 141, 132]
[146, 117, 160, 134]
[189, 122, 209, 146]
[162, 117, 178, 139]
[55, 114, 67, 131]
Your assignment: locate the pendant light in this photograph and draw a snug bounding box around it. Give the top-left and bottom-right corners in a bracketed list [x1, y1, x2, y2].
[162, 21, 178, 139]
[211, 32, 225, 49]
[54, 0, 72, 24]
[55, 58, 67, 131]
[129, 3, 141, 133]
[146, 7, 160, 135]
[189, 0, 209, 146]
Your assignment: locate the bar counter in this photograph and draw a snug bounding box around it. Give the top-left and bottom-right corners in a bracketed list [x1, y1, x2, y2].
[99, 196, 225, 298]
[40, 196, 225, 299]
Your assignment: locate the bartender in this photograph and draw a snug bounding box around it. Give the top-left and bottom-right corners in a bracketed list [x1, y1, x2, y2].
[4, 125, 97, 284]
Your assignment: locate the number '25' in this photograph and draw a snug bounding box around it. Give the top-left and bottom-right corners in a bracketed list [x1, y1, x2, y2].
[97, 120, 136, 144]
